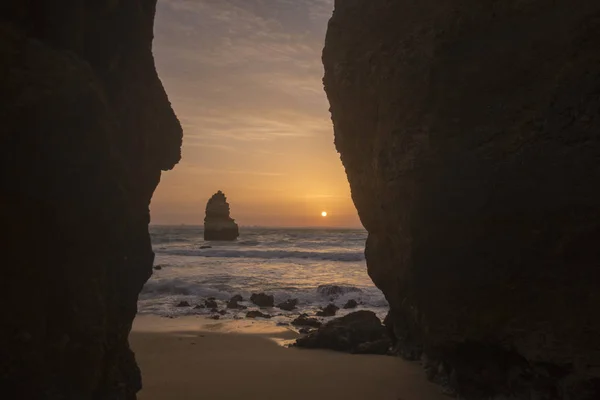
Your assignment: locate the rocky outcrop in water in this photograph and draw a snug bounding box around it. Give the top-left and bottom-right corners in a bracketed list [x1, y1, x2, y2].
[250, 293, 274, 308]
[277, 299, 298, 311]
[227, 296, 247, 309]
[316, 304, 339, 317]
[0, 1, 182, 398]
[316, 284, 362, 298]
[343, 299, 358, 309]
[203, 190, 239, 241]
[324, 0, 600, 398]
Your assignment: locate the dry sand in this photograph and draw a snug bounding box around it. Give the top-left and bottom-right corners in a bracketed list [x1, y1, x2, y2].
[131, 315, 446, 400]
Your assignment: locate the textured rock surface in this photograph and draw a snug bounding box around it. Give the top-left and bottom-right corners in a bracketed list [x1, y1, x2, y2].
[246, 311, 272, 319]
[276, 298, 298, 311]
[316, 303, 339, 317]
[0, 1, 182, 398]
[324, 0, 600, 398]
[295, 311, 390, 355]
[203, 190, 239, 241]
[250, 293, 275, 308]
[291, 315, 322, 328]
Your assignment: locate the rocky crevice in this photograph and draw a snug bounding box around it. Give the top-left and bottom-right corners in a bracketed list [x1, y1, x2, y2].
[324, 1, 600, 399]
[0, 1, 181, 398]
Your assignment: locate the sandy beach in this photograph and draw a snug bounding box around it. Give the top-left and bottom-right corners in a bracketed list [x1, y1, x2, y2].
[131, 315, 446, 400]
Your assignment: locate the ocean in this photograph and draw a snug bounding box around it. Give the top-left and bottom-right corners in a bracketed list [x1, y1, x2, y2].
[139, 226, 388, 324]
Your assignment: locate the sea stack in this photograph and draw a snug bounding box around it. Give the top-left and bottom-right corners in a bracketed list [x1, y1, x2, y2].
[204, 191, 239, 241]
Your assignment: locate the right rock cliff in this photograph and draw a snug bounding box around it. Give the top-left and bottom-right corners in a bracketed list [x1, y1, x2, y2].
[323, 1, 600, 398]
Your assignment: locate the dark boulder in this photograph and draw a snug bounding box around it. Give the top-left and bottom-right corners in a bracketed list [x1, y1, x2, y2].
[291, 314, 322, 328]
[276, 299, 298, 311]
[205, 299, 218, 309]
[175, 301, 190, 308]
[218, 310, 227, 315]
[246, 311, 272, 319]
[194, 304, 206, 309]
[153, 265, 163, 270]
[231, 294, 243, 302]
[294, 311, 390, 354]
[317, 284, 362, 298]
[250, 293, 274, 308]
[343, 299, 358, 309]
[199, 245, 212, 249]
[226, 299, 247, 309]
[316, 303, 339, 317]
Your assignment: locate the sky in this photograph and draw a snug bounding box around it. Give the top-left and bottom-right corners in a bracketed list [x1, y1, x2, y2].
[150, 0, 361, 228]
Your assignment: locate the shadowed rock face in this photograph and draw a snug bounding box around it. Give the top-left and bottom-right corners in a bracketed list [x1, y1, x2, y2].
[204, 190, 239, 241]
[324, 0, 600, 398]
[295, 311, 390, 355]
[0, 1, 182, 398]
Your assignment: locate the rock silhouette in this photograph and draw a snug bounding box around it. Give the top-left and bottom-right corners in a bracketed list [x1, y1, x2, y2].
[227, 298, 247, 309]
[1, 0, 182, 397]
[203, 191, 239, 241]
[316, 304, 339, 317]
[204, 298, 218, 309]
[295, 311, 390, 355]
[343, 300, 358, 309]
[324, 0, 600, 398]
[291, 314, 322, 328]
[277, 299, 298, 311]
[250, 293, 274, 308]
[246, 311, 272, 319]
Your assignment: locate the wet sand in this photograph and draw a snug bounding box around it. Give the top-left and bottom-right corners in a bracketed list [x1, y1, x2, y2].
[131, 315, 446, 400]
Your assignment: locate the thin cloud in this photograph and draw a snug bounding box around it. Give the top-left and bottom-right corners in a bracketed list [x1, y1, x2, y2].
[185, 166, 285, 177]
[179, 110, 329, 143]
[150, 0, 360, 227]
[303, 194, 345, 199]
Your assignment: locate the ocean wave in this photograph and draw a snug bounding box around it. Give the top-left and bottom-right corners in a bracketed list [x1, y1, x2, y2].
[150, 236, 192, 245]
[317, 284, 363, 297]
[139, 277, 388, 309]
[238, 240, 260, 246]
[140, 278, 231, 298]
[156, 248, 365, 262]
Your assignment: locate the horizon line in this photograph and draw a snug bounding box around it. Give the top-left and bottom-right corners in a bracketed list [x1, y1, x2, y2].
[149, 223, 365, 230]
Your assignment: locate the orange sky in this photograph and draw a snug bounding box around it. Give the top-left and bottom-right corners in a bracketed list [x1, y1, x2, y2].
[150, 0, 361, 228]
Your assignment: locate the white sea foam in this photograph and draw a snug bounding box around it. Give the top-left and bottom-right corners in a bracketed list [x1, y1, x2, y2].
[139, 226, 388, 321]
[158, 248, 365, 262]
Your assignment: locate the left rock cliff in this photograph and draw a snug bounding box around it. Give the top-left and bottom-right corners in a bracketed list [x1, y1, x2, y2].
[0, 1, 182, 398]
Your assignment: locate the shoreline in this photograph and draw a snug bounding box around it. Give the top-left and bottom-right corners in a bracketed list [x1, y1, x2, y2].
[131, 315, 446, 400]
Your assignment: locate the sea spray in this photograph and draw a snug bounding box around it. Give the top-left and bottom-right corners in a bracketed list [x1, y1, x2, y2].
[139, 226, 387, 322]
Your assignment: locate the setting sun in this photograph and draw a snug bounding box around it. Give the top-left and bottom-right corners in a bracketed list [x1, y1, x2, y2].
[321, 211, 328, 217]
